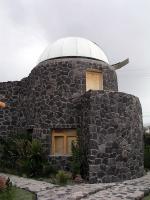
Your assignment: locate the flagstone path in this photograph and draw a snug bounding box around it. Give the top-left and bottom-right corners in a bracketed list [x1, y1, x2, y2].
[1, 172, 150, 199]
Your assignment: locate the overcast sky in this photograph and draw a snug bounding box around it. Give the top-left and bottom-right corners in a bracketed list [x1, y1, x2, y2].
[0, 0, 150, 125]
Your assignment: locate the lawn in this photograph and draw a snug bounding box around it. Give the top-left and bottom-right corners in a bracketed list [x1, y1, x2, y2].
[144, 194, 150, 200]
[0, 186, 36, 200]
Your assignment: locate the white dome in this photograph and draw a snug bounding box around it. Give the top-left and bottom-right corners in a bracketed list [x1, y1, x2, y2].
[38, 37, 109, 64]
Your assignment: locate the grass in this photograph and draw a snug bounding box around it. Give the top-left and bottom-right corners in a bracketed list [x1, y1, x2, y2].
[0, 186, 36, 200]
[144, 195, 150, 200]
[143, 194, 150, 200]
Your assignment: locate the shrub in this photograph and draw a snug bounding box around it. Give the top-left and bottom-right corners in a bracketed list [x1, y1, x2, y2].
[22, 139, 44, 177]
[42, 163, 57, 177]
[71, 140, 81, 177]
[15, 139, 47, 177]
[0, 137, 17, 169]
[144, 146, 150, 169]
[0, 133, 32, 170]
[0, 135, 55, 178]
[144, 134, 150, 146]
[144, 134, 150, 169]
[56, 170, 71, 185]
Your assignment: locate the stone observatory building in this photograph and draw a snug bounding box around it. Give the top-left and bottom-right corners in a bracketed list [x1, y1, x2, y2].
[0, 37, 144, 183]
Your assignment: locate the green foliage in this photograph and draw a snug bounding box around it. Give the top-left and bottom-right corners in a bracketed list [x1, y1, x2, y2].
[0, 187, 14, 200]
[55, 170, 71, 185]
[144, 194, 150, 200]
[0, 132, 32, 170]
[70, 129, 88, 179]
[42, 163, 57, 177]
[20, 140, 44, 177]
[144, 134, 150, 146]
[0, 134, 55, 178]
[0, 178, 13, 200]
[144, 146, 150, 169]
[0, 186, 35, 200]
[144, 134, 150, 169]
[71, 139, 81, 177]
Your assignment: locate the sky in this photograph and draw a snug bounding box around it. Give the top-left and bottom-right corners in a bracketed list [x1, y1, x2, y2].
[0, 0, 150, 125]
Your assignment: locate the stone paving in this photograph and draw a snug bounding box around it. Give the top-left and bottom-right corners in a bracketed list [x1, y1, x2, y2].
[1, 172, 150, 199]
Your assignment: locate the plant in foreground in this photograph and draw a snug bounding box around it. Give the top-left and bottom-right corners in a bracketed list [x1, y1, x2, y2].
[56, 170, 71, 185]
[0, 134, 55, 178]
[71, 140, 81, 178]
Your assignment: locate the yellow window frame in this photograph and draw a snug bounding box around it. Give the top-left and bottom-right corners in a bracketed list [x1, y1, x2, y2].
[51, 129, 77, 156]
[86, 70, 103, 91]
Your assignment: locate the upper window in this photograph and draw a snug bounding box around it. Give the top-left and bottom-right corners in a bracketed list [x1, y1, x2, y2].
[86, 71, 103, 91]
[51, 129, 77, 156]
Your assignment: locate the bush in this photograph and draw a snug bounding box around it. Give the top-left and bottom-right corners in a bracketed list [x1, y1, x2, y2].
[71, 140, 81, 177]
[0, 133, 32, 170]
[56, 170, 71, 185]
[144, 146, 150, 169]
[144, 134, 150, 146]
[0, 135, 55, 178]
[21, 139, 44, 177]
[42, 163, 57, 177]
[71, 129, 88, 180]
[0, 137, 18, 169]
[144, 134, 150, 170]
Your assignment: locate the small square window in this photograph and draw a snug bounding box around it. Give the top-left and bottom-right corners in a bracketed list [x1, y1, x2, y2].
[86, 71, 103, 91]
[52, 129, 77, 156]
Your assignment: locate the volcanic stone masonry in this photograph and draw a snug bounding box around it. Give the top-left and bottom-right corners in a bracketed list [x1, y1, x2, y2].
[0, 58, 118, 136]
[78, 90, 144, 183]
[0, 56, 144, 182]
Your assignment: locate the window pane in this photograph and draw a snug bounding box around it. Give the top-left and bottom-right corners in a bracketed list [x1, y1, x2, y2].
[86, 71, 103, 91]
[67, 136, 77, 155]
[52, 129, 77, 156]
[55, 136, 64, 155]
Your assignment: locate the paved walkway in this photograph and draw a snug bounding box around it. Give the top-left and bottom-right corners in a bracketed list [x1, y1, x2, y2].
[1, 172, 150, 199]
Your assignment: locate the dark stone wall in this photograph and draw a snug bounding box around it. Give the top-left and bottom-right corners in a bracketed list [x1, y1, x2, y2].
[0, 81, 21, 137]
[0, 57, 118, 148]
[24, 58, 118, 129]
[79, 90, 144, 183]
[0, 78, 31, 137]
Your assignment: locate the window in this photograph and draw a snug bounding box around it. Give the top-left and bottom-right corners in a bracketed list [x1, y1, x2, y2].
[86, 71, 103, 91]
[52, 129, 77, 156]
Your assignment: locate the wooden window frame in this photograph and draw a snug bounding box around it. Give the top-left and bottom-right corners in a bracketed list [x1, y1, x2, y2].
[86, 70, 103, 91]
[51, 130, 77, 156]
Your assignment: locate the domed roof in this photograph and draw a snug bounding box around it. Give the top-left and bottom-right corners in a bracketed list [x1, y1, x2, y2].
[38, 37, 109, 64]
